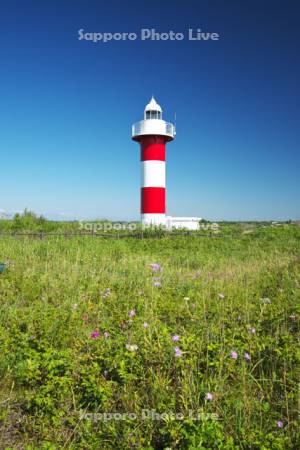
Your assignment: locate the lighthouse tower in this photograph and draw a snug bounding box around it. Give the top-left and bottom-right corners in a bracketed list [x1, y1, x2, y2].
[132, 97, 175, 227]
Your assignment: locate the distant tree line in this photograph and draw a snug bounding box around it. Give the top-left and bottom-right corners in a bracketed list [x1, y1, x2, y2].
[0, 209, 79, 233]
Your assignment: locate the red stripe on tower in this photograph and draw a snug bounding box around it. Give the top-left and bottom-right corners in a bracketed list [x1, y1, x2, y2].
[141, 136, 166, 161]
[141, 187, 166, 213]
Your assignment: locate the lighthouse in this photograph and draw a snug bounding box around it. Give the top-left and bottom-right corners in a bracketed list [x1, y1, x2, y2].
[132, 97, 175, 227]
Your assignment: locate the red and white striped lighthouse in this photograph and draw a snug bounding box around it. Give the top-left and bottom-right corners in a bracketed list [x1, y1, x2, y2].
[132, 97, 175, 226]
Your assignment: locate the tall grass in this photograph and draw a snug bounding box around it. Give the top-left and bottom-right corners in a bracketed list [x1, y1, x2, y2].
[0, 225, 299, 448]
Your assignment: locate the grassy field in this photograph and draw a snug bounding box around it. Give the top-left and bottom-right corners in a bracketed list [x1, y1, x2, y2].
[0, 225, 299, 449]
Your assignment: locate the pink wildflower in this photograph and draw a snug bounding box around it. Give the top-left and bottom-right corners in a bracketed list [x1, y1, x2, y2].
[91, 330, 100, 339]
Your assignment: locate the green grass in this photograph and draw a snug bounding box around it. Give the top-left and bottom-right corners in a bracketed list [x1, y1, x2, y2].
[0, 225, 299, 449]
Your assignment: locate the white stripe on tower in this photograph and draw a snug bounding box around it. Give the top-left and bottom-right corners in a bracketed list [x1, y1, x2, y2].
[141, 160, 166, 187]
[141, 213, 166, 225]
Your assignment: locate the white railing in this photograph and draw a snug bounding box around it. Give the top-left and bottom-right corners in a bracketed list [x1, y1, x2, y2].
[132, 119, 176, 139]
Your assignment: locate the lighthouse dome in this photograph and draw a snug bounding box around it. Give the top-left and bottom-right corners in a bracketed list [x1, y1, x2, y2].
[144, 96, 162, 119]
[145, 96, 162, 113]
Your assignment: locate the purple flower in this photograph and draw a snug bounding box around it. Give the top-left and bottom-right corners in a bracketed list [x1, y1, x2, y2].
[277, 420, 284, 428]
[237, 315, 241, 321]
[129, 309, 136, 318]
[172, 335, 180, 342]
[230, 351, 238, 360]
[153, 281, 161, 287]
[143, 322, 149, 329]
[90, 330, 100, 339]
[205, 392, 213, 401]
[104, 331, 110, 338]
[244, 352, 251, 361]
[150, 263, 161, 272]
[174, 346, 182, 357]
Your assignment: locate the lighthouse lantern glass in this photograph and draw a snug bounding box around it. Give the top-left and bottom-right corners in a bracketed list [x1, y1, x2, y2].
[145, 110, 161, 120]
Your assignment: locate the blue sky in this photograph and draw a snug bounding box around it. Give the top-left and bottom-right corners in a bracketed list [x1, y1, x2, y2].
[1, 0, 299, 221]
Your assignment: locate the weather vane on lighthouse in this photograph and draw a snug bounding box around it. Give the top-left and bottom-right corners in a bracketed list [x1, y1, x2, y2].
[132, 97, 200, 230]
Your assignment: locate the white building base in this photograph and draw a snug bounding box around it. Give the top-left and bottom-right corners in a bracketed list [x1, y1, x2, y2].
[166, 216, 201, 231]
[141, 215, 201, 230]
[141, 213, 166, 227]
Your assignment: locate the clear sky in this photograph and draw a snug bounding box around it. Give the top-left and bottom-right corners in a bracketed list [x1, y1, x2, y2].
[1, 0, 299, 221]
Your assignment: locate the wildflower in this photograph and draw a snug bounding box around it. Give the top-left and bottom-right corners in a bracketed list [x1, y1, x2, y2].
[230, 351, 238, 359]
[277, 420, 284, 428]
[172, 335, 180, 342]
[150, 263, 161, 272]
[129, 309, 136, 318]
[237, 315, 241, 321]
[249, 327, 256, 334]
[126, 344, 138, 352]
[289, 314, 296, 321]
[184, 297, 190, 301]
[191, 303, 196, 309]
[103, 370, 108, 378]
[174, 346, 182, 357]
[205, 392, 213, 401]
[153, 281, 161, 287]
[153, 277, 161, 283]
[218, 293, 225, 299]
[71, 303, 78, 311]
[260, 297, 271, 304]
[244, 352, 251, 361]
[102, 288, 111, 299]
[104, 331, 110, 338]
[143, 322, 149, 329]
[91, 330, 100, 339]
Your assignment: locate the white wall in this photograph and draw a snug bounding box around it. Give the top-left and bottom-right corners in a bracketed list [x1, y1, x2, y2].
[166, 217, 201, 231]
